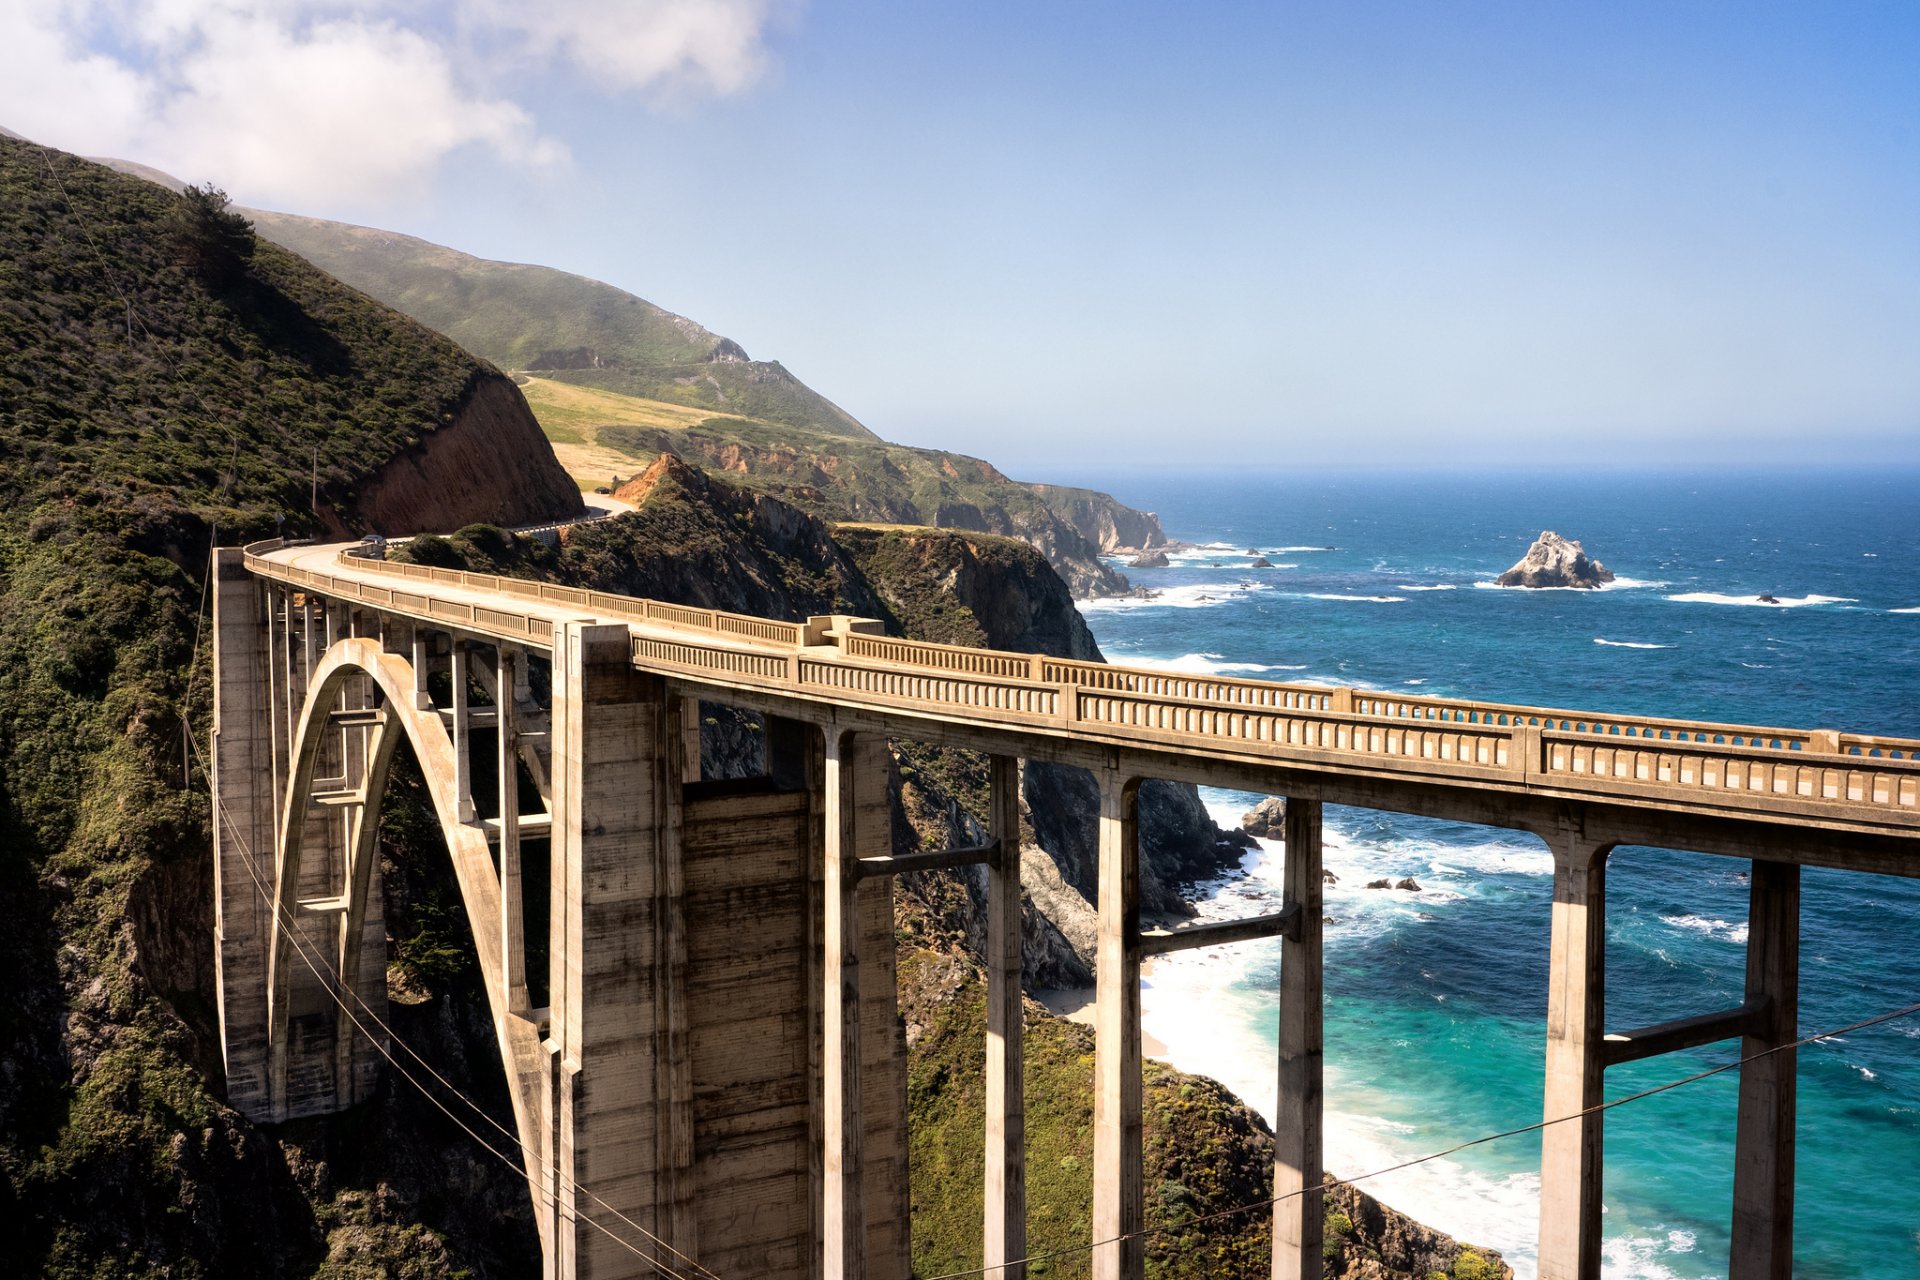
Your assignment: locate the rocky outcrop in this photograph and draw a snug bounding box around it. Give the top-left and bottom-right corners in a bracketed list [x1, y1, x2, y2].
[1128, 550, 1170, 568]
[1325, 1179, 1513, 1278]
[1241, 795, 1287, 838]
[347, 373, 584, 536]
[574, 454, 888, 619]
[1496, 530, 1615, 588]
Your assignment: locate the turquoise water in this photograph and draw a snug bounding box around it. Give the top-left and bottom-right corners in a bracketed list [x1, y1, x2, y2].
[1057, 468, 1920, 1279]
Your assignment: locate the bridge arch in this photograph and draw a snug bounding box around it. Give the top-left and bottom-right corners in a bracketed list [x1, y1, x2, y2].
[262, 636, 552, 1240]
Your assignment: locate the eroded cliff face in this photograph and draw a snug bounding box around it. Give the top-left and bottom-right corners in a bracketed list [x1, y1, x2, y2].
[598, 432, 1139, 598]
[1026, 482, 1170, 553]
[341, 373, 584, 536]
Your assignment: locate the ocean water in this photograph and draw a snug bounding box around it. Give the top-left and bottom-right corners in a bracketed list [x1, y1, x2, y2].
[1056, 468, 1920, 1280]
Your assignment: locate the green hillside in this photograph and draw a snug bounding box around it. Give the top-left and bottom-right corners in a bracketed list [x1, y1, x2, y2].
[0, 136, 560, 1277]
[246, 208, 876, 440]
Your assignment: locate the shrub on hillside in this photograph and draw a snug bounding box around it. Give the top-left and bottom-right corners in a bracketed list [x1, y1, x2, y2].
[165, 183, 254, 286]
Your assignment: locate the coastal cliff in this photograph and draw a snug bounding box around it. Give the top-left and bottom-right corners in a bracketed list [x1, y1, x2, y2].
[1028, 480, 1171, 553]
[601, 424, 1139, 597]
[345, 373, 583, 535]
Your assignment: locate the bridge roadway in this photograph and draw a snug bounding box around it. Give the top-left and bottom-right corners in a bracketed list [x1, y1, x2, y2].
[219, 536, 1920, 1280]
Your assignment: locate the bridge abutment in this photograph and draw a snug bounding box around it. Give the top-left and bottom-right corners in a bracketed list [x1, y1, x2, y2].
[212, 550, 277, 1115]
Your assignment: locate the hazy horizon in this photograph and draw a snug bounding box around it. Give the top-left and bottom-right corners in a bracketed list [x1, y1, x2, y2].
[5, 2, 1916, 472]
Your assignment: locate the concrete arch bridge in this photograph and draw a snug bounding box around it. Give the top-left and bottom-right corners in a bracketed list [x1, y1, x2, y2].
[209, 538, 1920, 1280]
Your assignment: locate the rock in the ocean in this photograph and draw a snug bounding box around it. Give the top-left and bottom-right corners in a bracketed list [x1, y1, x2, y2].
[1250, 556, 1273, 568]
[1395, 877, 1422, 892]
[1365, 878, 1392, 890]
[1128, 550, 1170, 568]
[1496, 530, 1616, 589]
[1323, 868, 1339, 886]
[1240, 795, 1287, 838]
[1758, 593, 1780, 604]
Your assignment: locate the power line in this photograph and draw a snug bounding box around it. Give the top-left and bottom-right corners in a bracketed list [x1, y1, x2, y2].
[180, 716, 723, 1280]
[36, 146, 178, 369]
[919, 998, 1920, 1280]
[184, 653, 728, 1280]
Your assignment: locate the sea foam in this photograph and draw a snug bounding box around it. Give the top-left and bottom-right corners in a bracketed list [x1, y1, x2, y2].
[1593, 638, 1671, 650]
[1659, 913, 1749, 944]
[1665, 591, 1857, 608]
[1078, 581, 1272, 613]
[1473, 576, 1669, 592]
[1126, 652, 1293, 676]
[1296, 592, 1407, 604]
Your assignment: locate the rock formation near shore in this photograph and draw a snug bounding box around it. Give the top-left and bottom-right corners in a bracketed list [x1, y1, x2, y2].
[1241, 795, 1287, 838]
[1128, 549, 1171, 568]
[1496, 530, 1615, 588]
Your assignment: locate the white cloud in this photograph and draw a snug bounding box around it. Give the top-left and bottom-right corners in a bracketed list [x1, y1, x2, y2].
[462, 0, 785, 97]
[0, 0, 784, 207]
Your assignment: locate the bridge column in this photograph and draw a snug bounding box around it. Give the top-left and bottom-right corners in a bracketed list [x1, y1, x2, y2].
[549, 622, 691, 1280]
[984, 753, 1026, 1280]
[498, 646, 527, 1010]
[1730, 860, 1799, 1280]
[211, 550, 277, 1118]
[1537, 827, 1613, 1280]
[1092, 770, 1143, 1280]
[452, 638, 476, 822]
[1273, 797, 1324, 1280]
[817, 725, 904, 1280]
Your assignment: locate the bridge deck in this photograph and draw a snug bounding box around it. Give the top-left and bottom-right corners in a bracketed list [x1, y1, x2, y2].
[248, 539, 1920, 853]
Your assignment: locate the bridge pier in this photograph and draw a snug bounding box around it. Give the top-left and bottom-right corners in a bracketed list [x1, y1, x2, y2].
[1538, 830, 1805, 1280]
[547, 622, 691, 1280]
[823, 729, 869, 1280]
[1730, 860, 1799, 1280]
[1538, 827, 1612, 1280]
[984, 753, 1026, 1280]
[1272, 797, 1325, 1280]
[1093, 770, 1143, 1280]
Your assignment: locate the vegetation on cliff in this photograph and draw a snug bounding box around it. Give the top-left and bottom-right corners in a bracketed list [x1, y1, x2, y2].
[0, 136, 572, 1277]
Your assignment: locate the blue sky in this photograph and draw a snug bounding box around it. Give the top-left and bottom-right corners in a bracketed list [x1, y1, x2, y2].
[6, 1, 1918, 471]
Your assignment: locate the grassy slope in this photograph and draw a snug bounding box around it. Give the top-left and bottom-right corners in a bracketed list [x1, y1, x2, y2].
[0, 137, 539, 1278]
[519, 379, 1116, 556]
[245, 209, 875, 439]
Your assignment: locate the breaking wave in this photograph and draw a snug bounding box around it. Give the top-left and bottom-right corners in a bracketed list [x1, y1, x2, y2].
[1665, 592, 1856, 608]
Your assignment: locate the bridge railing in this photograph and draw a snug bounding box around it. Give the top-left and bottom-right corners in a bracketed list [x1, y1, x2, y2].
[824, 628, 1916, 763]
[305, 548, 813, 647]
[238, 541, 1920, 821]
